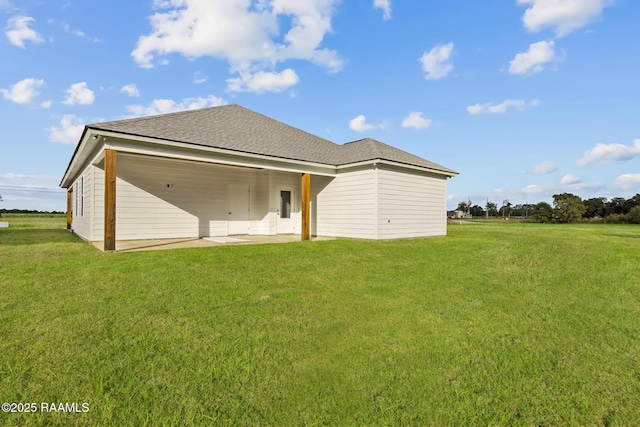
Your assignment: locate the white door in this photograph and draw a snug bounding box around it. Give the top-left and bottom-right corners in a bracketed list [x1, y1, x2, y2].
[228, 184, 250, 235]
[277, 188, 294, 234]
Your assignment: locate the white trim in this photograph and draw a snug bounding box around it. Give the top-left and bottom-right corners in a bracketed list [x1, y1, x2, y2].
[374, 163, 379, 240]
[337, 159, 457, 177]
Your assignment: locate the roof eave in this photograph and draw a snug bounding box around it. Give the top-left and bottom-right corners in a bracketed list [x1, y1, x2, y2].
[59, 126, 91, 188]
[82, 128, 339, 175]
[337, 158, 458, 177]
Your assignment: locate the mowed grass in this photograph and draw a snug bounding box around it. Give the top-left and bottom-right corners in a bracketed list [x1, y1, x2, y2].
[1, 221, 639, 426]
[0, 213, 66, 229]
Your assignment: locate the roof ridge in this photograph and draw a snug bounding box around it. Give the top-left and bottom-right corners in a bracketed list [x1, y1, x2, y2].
[236, 106, 338, 147]
[341, 138, 370, 146]
[88, 103, 238, 128]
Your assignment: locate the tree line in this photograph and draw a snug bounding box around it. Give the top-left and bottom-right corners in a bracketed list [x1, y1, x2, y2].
[456, 193, 640, 224]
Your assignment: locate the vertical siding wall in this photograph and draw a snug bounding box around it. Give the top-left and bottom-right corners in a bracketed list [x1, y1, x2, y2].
[89, 154, 302, 241]
[313, 166, 377, 239]
[376, 165, 448, 238]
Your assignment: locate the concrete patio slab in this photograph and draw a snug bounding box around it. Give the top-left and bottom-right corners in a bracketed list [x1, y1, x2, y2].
[92, 235, 335, 252]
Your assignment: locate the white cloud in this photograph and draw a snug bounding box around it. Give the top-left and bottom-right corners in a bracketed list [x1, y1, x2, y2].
[226, 69, 299, 93]
[577, 139, 640, 166]
[131, 0, 342, 92]
[41, 100, 51, 108]
[419, 42, 454, 80]
[521, 180, 603, 197]
[532, 161, 557, 174]
[467, 99, 539, 115]
[62, 23, 85, 37]
[63, 82, 95, 105]
[521, 184, 546, 195]
[349, 115, 377, 132]
[509, 40, 556, 76]
[126, 95, 227, 117]
[5, 15, 43, 47]
[0, 172, 58, 181]
[121, 84, 140, 98]
[615, 174, 640, 191]
[518, 0, 612, 37]
[48, 115, 85, 144]
[401, 112, 432, 129]
[374, 0, 392, 20]
[560, 173, 581, 185]
[193, 71, 207, 84]
[1, 78, 44, 104]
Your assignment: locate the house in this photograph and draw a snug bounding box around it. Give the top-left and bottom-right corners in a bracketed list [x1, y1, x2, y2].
[447, 210, 471, 220]
[60, 104, 458, 251]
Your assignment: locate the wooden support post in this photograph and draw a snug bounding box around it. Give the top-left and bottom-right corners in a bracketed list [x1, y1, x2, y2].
[301, 173, 310, 241]
[104, 149, 117, 251]
[66, 190, 72, 230]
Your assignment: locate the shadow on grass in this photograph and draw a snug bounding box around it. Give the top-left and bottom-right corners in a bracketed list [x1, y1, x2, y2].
[0, 229, 82, 246]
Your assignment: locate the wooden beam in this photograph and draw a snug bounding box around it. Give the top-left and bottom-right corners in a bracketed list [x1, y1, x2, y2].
[66, 190, 72, 230]
[301, 173, 310, 241]
[104, 149, 117, 251]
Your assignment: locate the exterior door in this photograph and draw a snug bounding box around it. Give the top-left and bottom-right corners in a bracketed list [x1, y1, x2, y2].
[228, 184, 250, 235]
[277, 188, 294, 233]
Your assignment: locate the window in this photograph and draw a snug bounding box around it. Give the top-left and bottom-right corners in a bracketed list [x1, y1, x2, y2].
[80, 176, 84, 216]
[73, 182, 78, 215]
[280, 190, 291, 219]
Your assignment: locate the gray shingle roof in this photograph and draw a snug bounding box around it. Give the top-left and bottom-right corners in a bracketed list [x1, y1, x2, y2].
[338, 138, 456, 174]
[88, 104, 456, 174]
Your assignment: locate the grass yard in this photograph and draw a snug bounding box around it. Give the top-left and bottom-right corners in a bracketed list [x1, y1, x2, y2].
[1, 221, 639, 426]
[0, 213, 66, 229]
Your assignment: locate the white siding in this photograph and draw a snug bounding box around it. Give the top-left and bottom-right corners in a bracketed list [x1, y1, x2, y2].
[81, 151, 449, 243]
[314, 166, 377, 239]
[93, 166, 104, 241]
[87, 154, 309, 242]
[249, 169, 272, 235]
[70, 167, 93, 240]
[110, 154, 257, 240]
[376, 165, 448, 239]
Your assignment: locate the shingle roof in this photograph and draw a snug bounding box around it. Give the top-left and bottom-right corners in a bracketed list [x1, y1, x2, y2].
[338, 138, 456, 174]
[88, 104, 456, 174]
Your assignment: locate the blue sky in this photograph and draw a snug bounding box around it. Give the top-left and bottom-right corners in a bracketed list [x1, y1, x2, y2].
[1, 0, 639, 211]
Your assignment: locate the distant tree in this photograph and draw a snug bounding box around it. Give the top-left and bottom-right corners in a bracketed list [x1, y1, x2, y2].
[553, 193, 586, 223]
[604, 213, 627, 224]
[470, 204, 485, 217]
[624, 194, 640, 213]
[486, 201, 498, 217]
[606, 197, 627, 216]
[532, 202, 553, 223]
[584, 197, 607, 218]
[625, 205, 640, 224]
[499, 200, 512, 218]
[456, 201, 470, 213]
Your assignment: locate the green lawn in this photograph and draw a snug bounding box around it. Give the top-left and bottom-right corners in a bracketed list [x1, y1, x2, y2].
[1, 221, 639, 426]
[0, 213, 66, 229]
